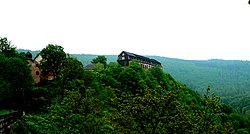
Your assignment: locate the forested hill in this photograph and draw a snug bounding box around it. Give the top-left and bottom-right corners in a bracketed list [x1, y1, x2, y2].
[151, 57, 250, 96]
[18, 49, 250, 114]
[70, 56, 250, 94]
[75, 54, 250, 117]
[1, 47, 247, 133]
[18, 49, 250, 96]
[80, 55, 250, 96]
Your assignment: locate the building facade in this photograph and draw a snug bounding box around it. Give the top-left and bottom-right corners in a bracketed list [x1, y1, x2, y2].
[26, 52, 41, 85]
[26, 52, 56, 85]
[117, 51, 162, 69]
[27, 60, 41, 84]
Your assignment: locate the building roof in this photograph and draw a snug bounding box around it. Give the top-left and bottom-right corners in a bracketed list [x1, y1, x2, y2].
[121, 51, 161, 65]
[25, 51, 32, 59]
[34, 54, 43, 64]
[85, 64, 95, 70]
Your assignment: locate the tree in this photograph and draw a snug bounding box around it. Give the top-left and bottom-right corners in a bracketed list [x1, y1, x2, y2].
[195, 87, 223, 133]
[0, 37, 17, 58]
[98, 62, 122, 88]
[110, 89, 194, 133]
[91, 56, 107, 68]
[148, 67, 169, 90]
[60, 57, 85, 82]
[0, 54, 33, 110]
[117, 61, 148, 94]
[40, 44, 66, 80]
[57, 57, 86, 98]
[13, 90, 113, 133]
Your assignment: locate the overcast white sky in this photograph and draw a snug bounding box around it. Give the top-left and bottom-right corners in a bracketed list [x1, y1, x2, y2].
[1, 0, 250, 60]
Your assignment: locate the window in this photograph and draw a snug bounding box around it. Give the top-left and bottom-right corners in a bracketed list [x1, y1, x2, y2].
[122, 56, 125, 60]
[36, 71, 40, 75]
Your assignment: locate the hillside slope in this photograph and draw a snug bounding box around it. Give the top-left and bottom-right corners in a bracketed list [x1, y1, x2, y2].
[18, 49, 250, 115]
[18, 49, 250, 96]
[70, 54, 250, 97]
[150, 57, 250, 96]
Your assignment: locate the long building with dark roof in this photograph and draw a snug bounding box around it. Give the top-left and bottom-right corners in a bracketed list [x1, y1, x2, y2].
[117, 51, 162, 69]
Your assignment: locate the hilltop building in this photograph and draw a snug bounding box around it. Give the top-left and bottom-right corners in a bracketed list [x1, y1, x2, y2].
[26, 52, 55, 85]
[25, 52, 41, 85]
[117, 51, 162, 69]
[33, 54, 55, 80]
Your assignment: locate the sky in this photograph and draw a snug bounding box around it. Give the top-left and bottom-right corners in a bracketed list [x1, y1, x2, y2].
[1, 0, 250, 60]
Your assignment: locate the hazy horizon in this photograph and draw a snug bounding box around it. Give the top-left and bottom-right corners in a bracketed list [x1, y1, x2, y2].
[1, 0, 250, 60]
[16, 48, 250, 62]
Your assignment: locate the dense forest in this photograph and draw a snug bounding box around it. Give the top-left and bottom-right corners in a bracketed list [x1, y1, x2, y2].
[18, 49, 250, 117]
[20, 49, 250, 96]
[1, 38, 248, 133]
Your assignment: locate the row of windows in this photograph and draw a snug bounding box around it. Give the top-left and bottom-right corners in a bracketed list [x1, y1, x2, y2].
[139, 63, 152, 69]
[129, 56, 160, 66]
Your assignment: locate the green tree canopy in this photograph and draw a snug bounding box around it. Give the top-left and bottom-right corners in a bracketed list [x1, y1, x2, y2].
[10, 52, 250, 133]
[0, 37, 17, 58]
[0, 49, 33, 110]
[91, 55, 107, 68]
[40, 44, 66, 79]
